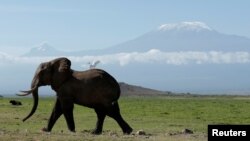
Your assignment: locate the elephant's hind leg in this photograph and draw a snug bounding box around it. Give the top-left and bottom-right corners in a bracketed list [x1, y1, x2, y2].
[92, 109, 106, 135]
[43, 98, 63, 132]
[106, 102, 133, 134]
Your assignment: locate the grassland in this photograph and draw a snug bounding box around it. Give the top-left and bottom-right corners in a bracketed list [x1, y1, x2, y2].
[1, 95, 250, 141]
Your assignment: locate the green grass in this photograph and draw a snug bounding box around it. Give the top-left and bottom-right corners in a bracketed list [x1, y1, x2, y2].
[1, 95, 250, 141]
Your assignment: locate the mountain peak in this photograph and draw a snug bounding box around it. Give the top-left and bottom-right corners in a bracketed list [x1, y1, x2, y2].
[33, 42, 55, 52]
[157, 21, 212, 32]
[23, 42, 62, 56]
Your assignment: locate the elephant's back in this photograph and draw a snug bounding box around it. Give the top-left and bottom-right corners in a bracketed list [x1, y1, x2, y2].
[74, 69, 119, 87]
[72, 69, 121, 106]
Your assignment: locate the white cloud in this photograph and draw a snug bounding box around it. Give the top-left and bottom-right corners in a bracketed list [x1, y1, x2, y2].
[1, 50, 250, 66]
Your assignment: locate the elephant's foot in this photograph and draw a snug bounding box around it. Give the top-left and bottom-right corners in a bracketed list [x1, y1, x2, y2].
[91, 129, 102, 135]
[69, 129, 76, 133]
[41, 127, 51, 134]
[123, 127, 133, 135]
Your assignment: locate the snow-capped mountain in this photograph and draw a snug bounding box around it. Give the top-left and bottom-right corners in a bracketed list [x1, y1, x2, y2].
[103, 21, 250, 53]
[23, 42, 98, 56]
[12, 21, 250, 94]
[23, 21, 250, 56]
[23, 42, 64, 56]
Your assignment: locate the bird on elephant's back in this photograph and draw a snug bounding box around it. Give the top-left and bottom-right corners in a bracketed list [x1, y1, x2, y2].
[18, 57, 132, 135]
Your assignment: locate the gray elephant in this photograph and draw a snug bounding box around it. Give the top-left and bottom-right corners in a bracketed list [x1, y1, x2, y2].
[18, 57, 132, 134]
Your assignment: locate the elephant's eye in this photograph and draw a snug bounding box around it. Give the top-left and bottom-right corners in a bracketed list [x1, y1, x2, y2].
[39, 66, 50, 74]
[44, 67, 51, 72]
[40, 63, 47, 69]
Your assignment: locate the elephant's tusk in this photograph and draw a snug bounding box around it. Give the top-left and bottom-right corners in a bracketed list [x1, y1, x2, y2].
[16, 87, 37, 96]
[16, 92, 32, 96]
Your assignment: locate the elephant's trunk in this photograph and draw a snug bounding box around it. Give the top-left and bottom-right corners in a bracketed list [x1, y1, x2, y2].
[22, 76, 40, 122]
[22, 87, 38, 122]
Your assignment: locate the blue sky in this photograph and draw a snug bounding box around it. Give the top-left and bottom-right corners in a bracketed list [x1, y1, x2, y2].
[0, 0, 250, 55]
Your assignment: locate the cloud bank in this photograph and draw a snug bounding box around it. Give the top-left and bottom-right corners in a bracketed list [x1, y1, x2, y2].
[1, 49, 250, 66]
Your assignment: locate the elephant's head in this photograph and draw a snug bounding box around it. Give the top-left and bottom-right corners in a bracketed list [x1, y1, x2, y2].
[18, 57, 71, 122]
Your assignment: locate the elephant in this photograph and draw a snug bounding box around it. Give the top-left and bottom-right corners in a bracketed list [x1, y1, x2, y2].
[9, 100, 22, 106]
[18, 57, 132, 134]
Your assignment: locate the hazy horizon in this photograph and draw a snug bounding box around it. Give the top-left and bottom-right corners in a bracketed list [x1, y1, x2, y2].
[1, 1, 250, 95]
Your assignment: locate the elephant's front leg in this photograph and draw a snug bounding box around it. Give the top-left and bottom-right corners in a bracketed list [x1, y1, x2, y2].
[60, 97, 75, 132]
[42, 98, 63, 132]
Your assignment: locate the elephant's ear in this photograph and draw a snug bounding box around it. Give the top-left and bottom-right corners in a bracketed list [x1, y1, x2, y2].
[51, 58, 72, 91]
[58, 58, 71, 72]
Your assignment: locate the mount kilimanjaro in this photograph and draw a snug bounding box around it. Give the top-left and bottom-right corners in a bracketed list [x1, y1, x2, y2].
[15, 21, 250, 94]
[24, 21, 250, 56]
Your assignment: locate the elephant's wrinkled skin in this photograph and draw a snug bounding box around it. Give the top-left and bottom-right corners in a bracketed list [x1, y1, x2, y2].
[18, 57, 132, 134]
